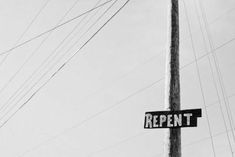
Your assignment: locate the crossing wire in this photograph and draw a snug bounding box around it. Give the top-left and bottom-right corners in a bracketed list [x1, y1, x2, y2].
[0, 9, 233, 137]
[0, 28, 234, 132]
[192, 0, 235, 155]
[47, 5, 235, 110]
[156, 129, 235, 157]
[94, 92, 235, 157]
[0, 0, 234, 155]
[0, 0, 117, 123]
[0, 0, 114, 56]
[197, 0, 235, 142]
[16, 52, 235, 157]
[0, 1, 233, 156]
[0, 0, 51, 67]
[0, 0, 82, 97]
[0, 0, 104, 114]
[0, 0, 116, 123]
[182, 1, 216, 156]
[0, 0, 130, 128]
[17, 92, 235, 157]
[0, 0, 232, 103]
[88, 127, 235, 157]
[8, 37, 235, 157]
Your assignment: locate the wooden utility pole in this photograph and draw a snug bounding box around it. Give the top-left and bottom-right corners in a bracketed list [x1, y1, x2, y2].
[164, 0, 181, 156]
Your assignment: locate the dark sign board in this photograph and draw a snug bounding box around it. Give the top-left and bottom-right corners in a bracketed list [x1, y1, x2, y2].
[144, 109, 202, 129]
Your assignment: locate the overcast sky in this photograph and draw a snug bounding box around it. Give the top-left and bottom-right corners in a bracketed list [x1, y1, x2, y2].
[0, 0, 235, 156]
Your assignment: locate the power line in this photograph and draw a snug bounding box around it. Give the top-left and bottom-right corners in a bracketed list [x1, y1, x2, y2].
[0, 0, 102, 111]
[0, 0, 51, 67]
[87, 131, 147, 157]
[206, 93, 235, 108]
[0, 0, 232, 102]
[155, 129, 235, 157]
[0, 0, 82, 97]
[1, 32, 234, 133]
[7, 1, 233, 118]
[0, 0, 114, 56]
[0, 1, 233, 156]
[182, 1, 216, 156]
[0, 0, 130, 128]
[180, 37, 235, 70]
[197, 0, 235, 143]
[210, 7, 235, 25]
[0, 0, 118, 123]
[65, 7, 235, 108]
[89, 93, 235, 156]
[192, 0, 235, 155]
[18, 91, 235, 157]
[0, 1, 234, 155]
[13, 37, 235, 157]
[0, 0, 109, 115]
[178, 6, 235, 47]
[89, 127, 235, 157]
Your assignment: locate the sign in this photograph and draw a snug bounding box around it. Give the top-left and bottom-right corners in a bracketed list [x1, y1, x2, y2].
[144, 109, 202, 129]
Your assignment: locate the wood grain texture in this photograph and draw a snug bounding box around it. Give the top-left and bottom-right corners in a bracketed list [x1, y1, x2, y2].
[164, 0, 181, 156]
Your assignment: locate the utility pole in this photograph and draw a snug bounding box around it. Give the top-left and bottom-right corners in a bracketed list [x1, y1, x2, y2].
[164, 0, 181, 156]
[145, 0, 200, 155]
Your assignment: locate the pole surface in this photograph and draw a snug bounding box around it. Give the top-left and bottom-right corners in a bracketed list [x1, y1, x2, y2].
[164, 0, 181, 157]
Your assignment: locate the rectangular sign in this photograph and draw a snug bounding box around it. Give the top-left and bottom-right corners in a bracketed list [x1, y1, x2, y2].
[144, 109, 202, 129]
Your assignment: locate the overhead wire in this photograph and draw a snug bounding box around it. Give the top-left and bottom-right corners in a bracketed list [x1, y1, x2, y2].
[88, 127, 235, 157]
[90, 90, 235, 157]
[17, 90, 235, 157]
[0, 0, 114, 120]
[0, 0, 110, 116]
[154, 129, 235, 157]
[210, 7, 235, 25]
[87, 131, 148, 157]
[206, 93, 235, 108]
[1, 25, 233, 132]
[0, 0, 114, 56]
[197, 0, 235, 142]
[0, 0, 51, 67]
[0, 0, 82, 96]
[0, 0, 234, 155]
[192, 0, 235, 154]
[16, 90, 235, 157]
[52, 6, 235, 109]
[0, 0, 232, 102]
[182, 1, 216, 156]
[0, 0, 102, 111]
[13, 37, 235, 157]
[0, 30, 234, 132]
[0, 0, 130, 128]
[0, 1, 233, 156]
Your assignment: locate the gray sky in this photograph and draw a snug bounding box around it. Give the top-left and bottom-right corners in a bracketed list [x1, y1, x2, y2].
[0, 0, 235, 156]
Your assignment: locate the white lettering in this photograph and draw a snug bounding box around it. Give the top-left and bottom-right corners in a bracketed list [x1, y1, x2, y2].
[145, 114, 152, 128]
[167, 115, 173, 127]
[159, 115, 167, 127]
[153, 115, 159, 127]
[184, 113, 193, 125]
[174, 114, 182, 127]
